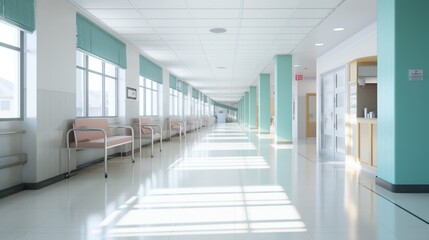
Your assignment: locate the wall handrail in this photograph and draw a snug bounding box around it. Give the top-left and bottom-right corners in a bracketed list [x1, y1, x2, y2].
[0, 130, 26, 136]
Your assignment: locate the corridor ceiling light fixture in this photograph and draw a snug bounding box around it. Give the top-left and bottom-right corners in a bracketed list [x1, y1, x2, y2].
[293, 65, 300, 67]
[210, 28, 227, 33]
[333, 27, 345, 31]
[315, 43, 324, 46]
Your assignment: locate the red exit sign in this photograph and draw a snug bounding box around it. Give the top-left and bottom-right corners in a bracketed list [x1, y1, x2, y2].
[295, 74, 303, 81]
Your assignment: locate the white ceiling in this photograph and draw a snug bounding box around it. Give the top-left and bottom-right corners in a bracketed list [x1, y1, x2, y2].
[68, 0, 377, 104]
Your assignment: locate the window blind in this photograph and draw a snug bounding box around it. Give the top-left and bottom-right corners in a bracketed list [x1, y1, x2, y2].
[139, 55, 163, 84]
[76, 14, 127, 69]
[192, 88, 199, 99]
[182, 82, 188, 95]
[1, 0, 35, 33]
[169, 74, 177, 89]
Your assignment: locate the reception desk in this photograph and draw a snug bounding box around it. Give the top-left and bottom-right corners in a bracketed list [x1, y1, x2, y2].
[347, 118, 377, 168]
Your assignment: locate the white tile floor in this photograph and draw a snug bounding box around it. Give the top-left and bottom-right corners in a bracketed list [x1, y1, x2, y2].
[1, 123, 428, 240]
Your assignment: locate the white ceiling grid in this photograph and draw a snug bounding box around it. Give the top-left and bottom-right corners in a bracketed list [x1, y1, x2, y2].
[70, 0, 345, 103]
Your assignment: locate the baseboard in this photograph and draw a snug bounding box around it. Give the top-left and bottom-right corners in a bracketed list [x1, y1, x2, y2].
[0, 152, 128, 199]
[24, 174, 66, 190]
[0, 184, 26, 199]
[376, 177, 429, 193]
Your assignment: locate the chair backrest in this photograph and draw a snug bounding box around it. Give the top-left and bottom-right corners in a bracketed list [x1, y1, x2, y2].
[74, 118, 111, 142]
[139, 116, 160, 134]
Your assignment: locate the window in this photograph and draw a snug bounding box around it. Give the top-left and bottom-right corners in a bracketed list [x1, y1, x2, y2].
[139, 77, 159, 116]
[76, 51, 118, 117]
[169, 88, 178, 115]
[0, 22, 23, 120]
[178, 91, 183, 116]
[184, 95, 189, 115]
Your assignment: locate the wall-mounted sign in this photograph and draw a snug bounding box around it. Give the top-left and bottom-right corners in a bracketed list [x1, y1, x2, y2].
[409, 69, 423, 81]
[295, 73, 303, 81]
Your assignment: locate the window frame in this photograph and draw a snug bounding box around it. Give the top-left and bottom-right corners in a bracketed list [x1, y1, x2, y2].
[0, 24, 24, 121]
[139, 76, 159, 116]
[76, 51, 119, 118]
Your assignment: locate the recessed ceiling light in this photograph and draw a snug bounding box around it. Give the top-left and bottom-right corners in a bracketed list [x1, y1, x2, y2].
[333, 27, 345, 32]
[315, 43, 324, 46]
[293, 64, 300, 67]
[210, 28, 227, 34]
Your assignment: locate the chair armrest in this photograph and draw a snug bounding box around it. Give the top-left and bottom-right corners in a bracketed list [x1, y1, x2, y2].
[66, 128, 107, 148]
[111, 126, 135, 139]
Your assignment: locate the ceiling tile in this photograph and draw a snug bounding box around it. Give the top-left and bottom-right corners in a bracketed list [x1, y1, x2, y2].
[147, 19, 194, 27]
[133, 40, 166, 47]
[161, 35, 199, 40]
[284, 19, 322, 27]
[87, 9, 141, 19]
[281, 27, 313, 34]
[187, 0, 241, 9]
[165, 40, 201, 46]
[243, 0, 300, 9]
[292, 9, 333, 19]
[240, 19, 288, 27]
[194, 19, 239, 28]
[298, 0, 344, 9]
[239, 34, 278, 40]
[139, 46, 171, 51]
[70, 0, 133, 9]
[191, 9, 240, 19]
[113, 27, 155, 34]
[129, 0, 187, 9]
[102, 19, 149, 28]
[156, 28, 197, 34]
[277, 34, 307, 40]
[239, 27, 283, 34]
[201, 40, 236, 46]
[139, 9, 190, 19]
[123, 34, 162, 41]
[199, 34, 237, 41]
[242, 9, 295, 19]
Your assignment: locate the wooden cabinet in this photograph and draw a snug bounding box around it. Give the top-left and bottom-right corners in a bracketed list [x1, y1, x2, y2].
[357, 119, 377, 167]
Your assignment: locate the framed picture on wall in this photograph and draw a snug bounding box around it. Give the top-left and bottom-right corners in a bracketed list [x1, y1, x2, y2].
[126, 87, 137, 100]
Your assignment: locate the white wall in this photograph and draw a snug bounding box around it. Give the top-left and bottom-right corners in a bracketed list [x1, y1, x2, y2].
[297, 79, 316, 140]
[316, 21, 377, 151]
[26, 0, 77, 182]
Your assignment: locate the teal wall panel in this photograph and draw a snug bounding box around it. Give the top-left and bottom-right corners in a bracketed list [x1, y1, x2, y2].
[249, 86, 257, 128]
[378, 0, 429, 185]
[274, 55, 292, 143]
[259, 74, 270, 133]
[244, 92, 249, 125]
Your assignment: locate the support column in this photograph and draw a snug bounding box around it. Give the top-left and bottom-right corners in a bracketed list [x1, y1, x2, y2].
[249, 86, 257, 129]
[377, 0, 429, 192]
[259, 74, 270, 134]
[274, 55, 292, 143]
[244, 91, 249, 126]
[237, 99, 243, 124]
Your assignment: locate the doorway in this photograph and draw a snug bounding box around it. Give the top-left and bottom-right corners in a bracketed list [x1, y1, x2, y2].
[320, 67, 346, 161]
[306, 93, 316, 138]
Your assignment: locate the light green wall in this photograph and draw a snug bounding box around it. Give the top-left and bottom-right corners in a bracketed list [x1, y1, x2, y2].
[274, 55, 292, 143]
[259, 74, 270, 133]
[249, 86, 257, 128]
[378, 0, 429, 184]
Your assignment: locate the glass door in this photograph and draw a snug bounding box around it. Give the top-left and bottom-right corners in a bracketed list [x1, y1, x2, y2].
[320, 67, 346, 161]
